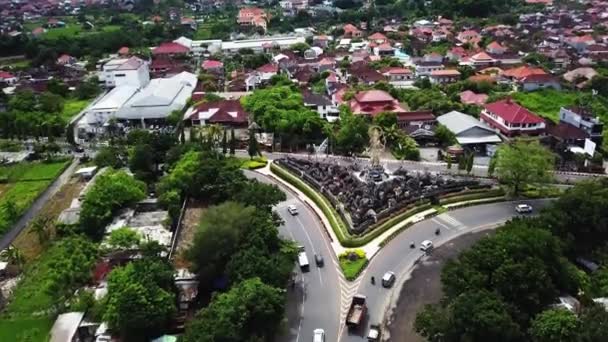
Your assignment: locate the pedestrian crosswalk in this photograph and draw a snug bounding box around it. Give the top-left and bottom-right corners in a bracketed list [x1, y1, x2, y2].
[432, 214, 466, 230]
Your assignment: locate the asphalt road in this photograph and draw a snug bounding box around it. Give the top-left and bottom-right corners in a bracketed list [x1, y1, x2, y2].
[244, 170, 343, 342]
[339, 199, 553, 342]
[0, 159, 79, 251]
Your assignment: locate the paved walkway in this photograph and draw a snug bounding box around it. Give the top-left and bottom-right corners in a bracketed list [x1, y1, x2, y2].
[0, 159, 79, 251]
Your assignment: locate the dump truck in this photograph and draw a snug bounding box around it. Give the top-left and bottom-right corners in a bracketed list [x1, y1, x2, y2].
[346, 294, 367, 328]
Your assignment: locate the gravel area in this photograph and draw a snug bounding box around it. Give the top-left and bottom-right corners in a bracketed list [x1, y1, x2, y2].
[385, 230, 495, 342]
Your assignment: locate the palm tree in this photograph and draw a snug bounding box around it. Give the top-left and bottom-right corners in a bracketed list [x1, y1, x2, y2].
[1, 244, 25, 271]
[204, 124, 224, 147]
[30, 216, 51, 246]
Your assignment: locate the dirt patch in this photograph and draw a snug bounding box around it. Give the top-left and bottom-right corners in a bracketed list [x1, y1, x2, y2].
[385, 230, 495, 342]
[173, 201, 206, 269]
[12, 178, 84, 262]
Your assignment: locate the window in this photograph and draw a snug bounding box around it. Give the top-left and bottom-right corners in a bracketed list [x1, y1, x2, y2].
[114, 73, 126, 77]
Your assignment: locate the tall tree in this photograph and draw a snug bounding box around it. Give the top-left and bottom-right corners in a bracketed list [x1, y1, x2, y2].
[229, 128, 236, 155]
[222, 129, 227, 154]
[182, 278, 286, 342]
[248, 130, 260, 159]
[529, 309, 580, 342]
[495, 140, 554, 195]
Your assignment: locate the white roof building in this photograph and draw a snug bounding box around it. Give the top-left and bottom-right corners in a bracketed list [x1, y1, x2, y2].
[437, 111, 502, 145]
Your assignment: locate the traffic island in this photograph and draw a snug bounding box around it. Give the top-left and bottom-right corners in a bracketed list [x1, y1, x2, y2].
[339, 249, 369, 281]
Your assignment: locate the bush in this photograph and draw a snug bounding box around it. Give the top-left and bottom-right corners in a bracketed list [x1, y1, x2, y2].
[339, 249, 369, 280]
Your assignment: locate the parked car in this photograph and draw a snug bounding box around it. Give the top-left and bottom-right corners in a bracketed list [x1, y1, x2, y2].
[381, 271, 396, 288]
[420, 240, 434, 252]
[313, 328, 325, 342]
[515, 204, 533, 213]
[288, 205, 299, 215]
[315, 254, 324, 267]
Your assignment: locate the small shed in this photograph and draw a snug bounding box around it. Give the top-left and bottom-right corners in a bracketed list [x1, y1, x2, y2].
[50, 312, 85, 342]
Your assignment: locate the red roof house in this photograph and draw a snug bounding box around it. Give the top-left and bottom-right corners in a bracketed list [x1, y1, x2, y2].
[481, 98, 546, 137]
[185, 99, 249, 128]
[202, 60, 224, 72]
[349, 90, 408, 117]
[460, 90, 488, 105]
[368, 32, 388, 44]
[152, 42, 190, 56]
[343, 24, 362, 38]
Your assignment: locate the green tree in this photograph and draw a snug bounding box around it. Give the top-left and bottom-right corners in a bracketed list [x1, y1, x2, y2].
[182, 278, 285, 342]
[107, 227, 141, 250]
[94, 146, 126, 168]
[373, 112, 398, 129]
[466, 151, 474, 175]
[222, 129, 227, 154]
[79, 170, 146, 239]
[29, 215, 51, 246]
[129, 144, 155, 183]
[185, 202, 257, 283]
[229, 128, 236, 155]
[579, 303, 608, 342]
[529, 309, 580, 342]
[232, 180, 286, 212]
[103, 258, 176, 341]
[334, 107, 369, 155]
[495, 140, 554, 195]
[39, 92, 65, 113]
[435, 124, 457, 146]
[247, 130, 260, 159]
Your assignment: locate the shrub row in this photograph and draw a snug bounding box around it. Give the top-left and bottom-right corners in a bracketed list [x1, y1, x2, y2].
[439, 188, 506, 205]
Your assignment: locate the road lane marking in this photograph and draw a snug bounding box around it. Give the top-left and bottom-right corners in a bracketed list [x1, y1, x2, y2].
[295, 216, 317, 255]
[432, 217, 453, 230]
[437, 213, 464, 228]
[317, 268, 324, 287]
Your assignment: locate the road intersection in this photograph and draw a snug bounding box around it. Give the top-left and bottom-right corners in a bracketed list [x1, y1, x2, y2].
[245, 167, 552, 342]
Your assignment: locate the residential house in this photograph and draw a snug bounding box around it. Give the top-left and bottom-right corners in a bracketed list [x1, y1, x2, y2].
[349, 62, 385, 85]
[466, 51, 496, 67]
[415, 61, 444, 77]
[486, 41, 507, 55]
[502, 65, 547, 82]
[481, 98, 546, 137]
[201, 60, 224, 74]
[343, 24, 362, 38]
[447, 46, 468, 62]
[56, 54, 77, 66]
[237, 7, 268, 31]
[184, 99, 249, 138]
[429, 69, 460, 84]
[459, 90, 488, 105]
[152, 42, 190, 57]
[567, 35, 596, 53]
[374, 43, 394, 57]
[457, 30, 481, 45]
[559, 106, 604, 145]
[368, 32, 388, 45]
[381, 67, 414, 88]
[181, 17, 197, 31]
[437, 110, 501, 151]
[349, 90, 408, 117]
[302, 90, 339, 121]
[520, 74, 561, 91]
[0, 71, 17, 85]
[563, 67, 598, 88]
[313, 35, 332, 48]
[256, 63, 279, 82]
[150, 58, 190, 78]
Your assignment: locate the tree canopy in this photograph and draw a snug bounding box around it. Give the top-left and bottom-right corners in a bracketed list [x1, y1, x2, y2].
[495, 140, 555, 195]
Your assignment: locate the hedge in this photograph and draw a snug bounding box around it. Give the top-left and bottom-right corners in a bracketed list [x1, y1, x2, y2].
[271, 163, 507, 248]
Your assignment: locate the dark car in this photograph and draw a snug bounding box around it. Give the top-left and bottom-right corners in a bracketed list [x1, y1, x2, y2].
[314, 254, 324, 267]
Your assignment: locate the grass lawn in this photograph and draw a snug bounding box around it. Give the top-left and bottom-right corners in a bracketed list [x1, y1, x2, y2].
[0, 317, 54, 342]
[61, 98, 91, 122]
[512, 89, 578, 122]
[0, 159, 71, 236]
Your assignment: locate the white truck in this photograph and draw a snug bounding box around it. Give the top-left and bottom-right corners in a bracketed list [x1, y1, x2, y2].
[298, 246, 310, 272]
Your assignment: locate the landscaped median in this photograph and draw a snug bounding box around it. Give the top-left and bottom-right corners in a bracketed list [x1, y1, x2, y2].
[339, 249, 368, 281]
[270, 162, 506, 249]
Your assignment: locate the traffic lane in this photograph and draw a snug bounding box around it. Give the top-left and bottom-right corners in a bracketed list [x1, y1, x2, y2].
[343, 200, 556, 342]
[283, 210, 341, 342]
[244, 170, 341, 342]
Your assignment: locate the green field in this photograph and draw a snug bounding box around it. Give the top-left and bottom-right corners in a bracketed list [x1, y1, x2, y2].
[61, 98, 91, 122]
[512, 89, 578, 122]
[0, 318, 53, 342]
[0, 159, 71, 236]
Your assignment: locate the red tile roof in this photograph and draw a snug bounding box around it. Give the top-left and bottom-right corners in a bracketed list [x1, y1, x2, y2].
[486, 41, 504, 50]
[202, 60, 224, 69]
[187, 99, 249, 124]
[256, 63, 278, 73]
[484, 99, 544, 124]
[368, 32, 388, 41]
[503, 65, 546, 80]
[546, 122, 587, 140]
[152, 42, 190, 55]
[0, 71, 15, 79]
[343, 24, 360, 34]
[460, 90, 488, 105]
[354, 90, 394, 102]
[381, 67, 412, 75]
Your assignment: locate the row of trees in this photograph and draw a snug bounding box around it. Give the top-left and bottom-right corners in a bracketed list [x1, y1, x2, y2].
[415, 178, 608, 341]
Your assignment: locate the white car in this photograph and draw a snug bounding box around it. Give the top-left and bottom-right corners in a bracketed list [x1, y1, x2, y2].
[515, 204, 533, 213]
[288, 205, 299, 215]
[313, 328, 325, 342]
[381, 271, 396, 288]
[420, 240, 434, 252]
